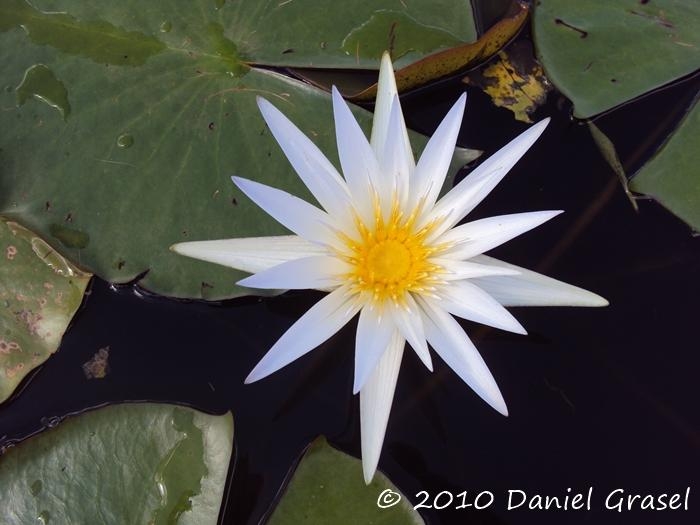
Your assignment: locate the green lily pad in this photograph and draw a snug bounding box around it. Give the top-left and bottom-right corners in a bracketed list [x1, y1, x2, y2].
[268, 437, 423, 525]
[533, 0, 700, 118]
[0, 404, 233, 524]
[0, 0, 479, 300]
[237, 0, 477, 68]
[0, 218, 90, 404]
[630, 97, 700, 231]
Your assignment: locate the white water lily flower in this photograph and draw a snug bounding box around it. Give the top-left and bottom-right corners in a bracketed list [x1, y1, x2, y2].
[172, 52, 607, 483]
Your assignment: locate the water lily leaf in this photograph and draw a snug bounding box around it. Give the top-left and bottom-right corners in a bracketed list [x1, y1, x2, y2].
[0, 404, 233, 525]
[630, 96, 700, 231]
[533, 0, 700, 118]
[340, 10, 462, 64]
[0, 0, 479, 300]
[463, 40, 552, 123]
[350, 0, 529, 101]
[267, 437, 423, 525]
[241, 0, 477, 69]
[0, 218, 90, 404]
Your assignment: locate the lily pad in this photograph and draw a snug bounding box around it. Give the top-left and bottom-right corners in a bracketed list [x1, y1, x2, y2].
[238, 0, 477, 68]
[0, 403, 233, 525]
[533, 0, 700, 118]
[267, 437, 423, 525]
[0, 218, 90, 404]
[0, 0, 478, 300]
[630, 97, 700, 231]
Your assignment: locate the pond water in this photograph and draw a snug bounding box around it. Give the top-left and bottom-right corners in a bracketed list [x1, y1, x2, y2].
[1, 55, 699, 525]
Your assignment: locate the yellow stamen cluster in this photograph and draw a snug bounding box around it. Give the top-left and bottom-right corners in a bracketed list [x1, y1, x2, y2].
[343, 195, 445, 305]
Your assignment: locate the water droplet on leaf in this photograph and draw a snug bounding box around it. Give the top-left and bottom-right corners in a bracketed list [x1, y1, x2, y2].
[40, 416, 61, 428]
[30, 479, 43, 496]
[15, 64, 71, 120]
[159, 21, 172, 33]
[117, 133, 134, 148]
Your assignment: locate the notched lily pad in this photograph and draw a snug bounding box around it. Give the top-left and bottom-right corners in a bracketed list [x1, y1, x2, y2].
[0, 218, 91, 404]
[267, 437, 423, 525]
[0, 403, 234, 525]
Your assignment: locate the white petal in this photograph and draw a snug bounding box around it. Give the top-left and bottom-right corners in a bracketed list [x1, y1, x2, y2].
[237, 255, 350, 290]
[411, 92, 466, 211]
[432, 258, 520, 281]
[245, 286, 362, 383]
[440, 210, 563, 260]
[428, 118, 550, 237]
[170, 235, 324, 274]
[417, 297, 507, 415]
[332, 86, 381, 223]
[370, 52, 413, 171]
[436, 280, 527, 335]
[360, 330, 405, 484]
[388, 297, 432, 371]
[470, 255, 609, 307]
[257, 97, 351, 215]
[233, 176, 333, 244]
[353, 307, 394, 394]
[378, 95, 413, 214]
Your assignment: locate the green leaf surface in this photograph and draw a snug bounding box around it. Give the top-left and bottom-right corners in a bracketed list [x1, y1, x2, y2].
[236, 0, 477, 68]
[340, 10, 462, 64]
[533, 0, 700, 118]
[0, 218, 90, 403]
[630, 97, 700, 231]
[267, 437, 423, 525]
[0, 0, 479, 300]
[0, 403, 233, 525]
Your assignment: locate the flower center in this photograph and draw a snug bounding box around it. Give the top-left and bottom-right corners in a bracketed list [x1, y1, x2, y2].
[341, 197, 444, 305]
[365, 239, 413, 285]
[366, 240, 411, 283]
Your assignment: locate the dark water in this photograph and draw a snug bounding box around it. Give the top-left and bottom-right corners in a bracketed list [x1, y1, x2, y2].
[1, 59, 699, 525]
